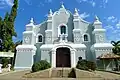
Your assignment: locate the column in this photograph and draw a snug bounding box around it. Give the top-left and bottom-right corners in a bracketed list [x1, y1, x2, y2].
[51, 50, 56, 68]
[71, 50, 76, 67]
[0, 64, 2, 73]
[65, 34, 68, 42]
[8, 64, 11, 72]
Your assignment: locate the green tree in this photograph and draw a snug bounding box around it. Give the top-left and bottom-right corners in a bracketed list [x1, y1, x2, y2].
[8, 0, 18, 37]
[111, 41, 120, 70]
[111, 41, 120, 55]
[0, 17, 3, 51]
[0, 0, 18, 52]
[2, 12, 12, 51]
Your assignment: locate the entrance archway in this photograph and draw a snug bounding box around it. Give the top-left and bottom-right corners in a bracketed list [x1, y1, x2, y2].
[56, 47, 71, 67]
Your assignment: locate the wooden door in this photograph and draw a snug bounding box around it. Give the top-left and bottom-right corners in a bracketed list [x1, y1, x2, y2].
[56, 47, 71, 67]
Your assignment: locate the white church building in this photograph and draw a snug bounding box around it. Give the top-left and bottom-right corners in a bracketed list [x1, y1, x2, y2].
[14, 5, 113, 70]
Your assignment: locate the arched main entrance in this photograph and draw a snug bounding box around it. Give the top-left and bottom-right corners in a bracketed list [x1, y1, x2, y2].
[56, 47, 71, 67]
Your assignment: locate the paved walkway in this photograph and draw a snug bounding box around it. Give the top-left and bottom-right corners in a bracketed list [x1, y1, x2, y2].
[0, 70, 120, 80]
[0, 70, 30, 80]
[95, 71, 120, 79]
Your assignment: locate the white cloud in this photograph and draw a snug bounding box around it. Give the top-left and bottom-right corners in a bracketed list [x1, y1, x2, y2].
[45, 0, 52, 3]
[76, 0, 96, 7]
[104, 18, 120, 41]
[116, 21, 120, 29]
[103, 0, 108, 4]
[0, 0, 13, 8]
[90, 1, 96, 7]
[107, 16, 115, 21]
[5, 0, 14, 6]
[106, 26, 120, 41]
[76, 0, 109, 8]
[24, 0, 53, 6]
[76, 0, 87, 3]
[24, 0, 32, 5]
[0, 0, 5, 5]
[37, 2, 44, 7]
[106, 16, 118, 23]
[92, 2, 96, 7]
[80, 12, 90, 19]
[100, 0, 109, 8]
[104, 25, 114, 30]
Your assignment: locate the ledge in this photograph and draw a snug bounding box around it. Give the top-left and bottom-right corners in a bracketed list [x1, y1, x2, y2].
[16, 45, 37, 50]
[92, 29, 106, 34]
[93, 43, 113, 48]
[40, 44, 54, 49]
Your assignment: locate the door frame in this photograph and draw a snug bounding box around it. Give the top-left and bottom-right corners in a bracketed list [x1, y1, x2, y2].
[51, 45, 76, 68]
[56, 47, 71, 67]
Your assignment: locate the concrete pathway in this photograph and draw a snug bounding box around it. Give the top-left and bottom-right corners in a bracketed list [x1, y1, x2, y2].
[95, 71, 120, 79]
[0, 70, 120, 80]
[0, 70, 30, 80]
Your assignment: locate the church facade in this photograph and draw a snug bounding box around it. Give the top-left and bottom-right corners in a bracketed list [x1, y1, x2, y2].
[15, 5, 113, 70]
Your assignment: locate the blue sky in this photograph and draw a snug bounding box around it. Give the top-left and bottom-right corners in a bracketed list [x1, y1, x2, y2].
[0, 0, 120, 42]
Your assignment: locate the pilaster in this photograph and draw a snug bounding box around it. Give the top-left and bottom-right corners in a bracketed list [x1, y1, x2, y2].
[71, 49, 76, 67]
[51, 50, 56, 68]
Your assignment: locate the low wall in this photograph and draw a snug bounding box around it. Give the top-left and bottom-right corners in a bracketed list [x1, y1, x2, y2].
[0, 52, 14, 57]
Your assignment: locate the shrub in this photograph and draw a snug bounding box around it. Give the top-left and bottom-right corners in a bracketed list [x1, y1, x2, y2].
[32, 60, 51, 72]
[1, 58, 9, 68]
[68, 68, 76, 78]
[87, 61, 96, 71]
[76, 60, 96, 71]
[10, 65, 15, 71]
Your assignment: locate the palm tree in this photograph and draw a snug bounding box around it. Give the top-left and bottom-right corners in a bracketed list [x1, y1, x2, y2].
[111, 41, 120, 54]
[111, 41, 120, 70]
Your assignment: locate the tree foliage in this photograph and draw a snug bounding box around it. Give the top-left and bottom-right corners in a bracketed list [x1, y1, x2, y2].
[111, 41, 120, 70]
[0, 0, 18, 52]
[0, 17, 3, 51]
[111, 41, 120, 55]
[76, 60, 96, 71]
[32, 60, 51, 72]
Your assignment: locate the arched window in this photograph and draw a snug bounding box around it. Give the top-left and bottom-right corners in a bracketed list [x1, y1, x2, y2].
[61, 26, 66, 34]
[84, 34, 88, 41]
[38, 35, 42, 42]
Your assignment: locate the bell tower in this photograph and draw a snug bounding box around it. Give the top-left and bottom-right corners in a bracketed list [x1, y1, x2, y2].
[92, 16, 106, 43]
[73, 8, 82, 43]
[23, 18, 36, 45]
[45, 9, 53, 44]
[15, 18, 37, 70]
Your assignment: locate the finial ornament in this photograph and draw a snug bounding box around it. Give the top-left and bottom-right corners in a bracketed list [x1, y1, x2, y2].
[95, 15, 99, 21]
[49, 9, 53, 16]
[74, 8, 79, 15]
[61, 1, 65, 8]
[30, 18, 34, 23]
[94, 15, 102, 24]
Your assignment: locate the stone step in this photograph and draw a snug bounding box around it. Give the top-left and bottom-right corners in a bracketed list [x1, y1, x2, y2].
[23, 68, 102, 78]
[51, 68, 76, 78]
